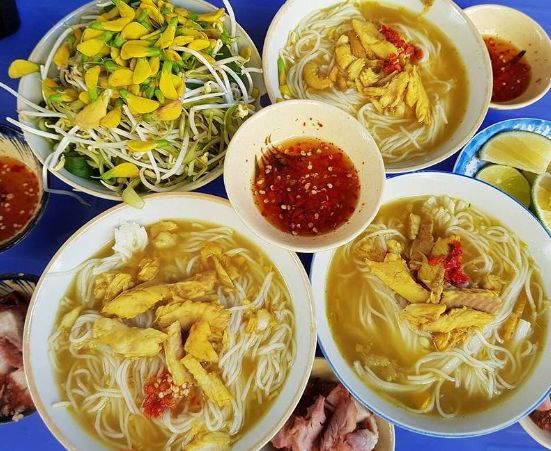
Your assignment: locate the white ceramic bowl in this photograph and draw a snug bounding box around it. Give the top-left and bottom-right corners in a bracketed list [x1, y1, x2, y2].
[261, 357, 395, 451]
[520, 413, 551, 449]
[224, 100, 385, 253]
[465, 4, 551, 110]
[17, 0, 265, 201]
[311, 172, 551, 437]
[23, 192, 317, 451]
[262, 0, 492, 173]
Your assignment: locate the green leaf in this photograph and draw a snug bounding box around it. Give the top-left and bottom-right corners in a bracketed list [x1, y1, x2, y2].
[64, 155, 96, 178]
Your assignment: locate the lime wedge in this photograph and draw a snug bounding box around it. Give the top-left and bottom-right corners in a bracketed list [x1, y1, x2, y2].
[479, 131, 551, 174]
[476, 164, 531, 207]
[532, 174, 551, 234]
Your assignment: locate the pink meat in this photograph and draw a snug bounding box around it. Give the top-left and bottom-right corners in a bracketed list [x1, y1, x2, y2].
[272, 395, 327, 451]
[537, 397, 551, 412]
[343, 428, 379, 451]
[0, 310, 23, 351]
[0, 339, 22, 369]
[1, 368, 33, 420]
[320, 394, 359, 451]
[326, 384, 350, 412]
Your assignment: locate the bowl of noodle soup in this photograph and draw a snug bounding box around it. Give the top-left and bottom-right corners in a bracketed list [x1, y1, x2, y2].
[263, 0, 492, 173]
[311, 172, 551, 436]
[23, 192, 316, 450]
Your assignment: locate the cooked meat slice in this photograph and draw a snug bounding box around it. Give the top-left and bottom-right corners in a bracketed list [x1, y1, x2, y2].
[164, 322, 192, 386]
[184, 321, 218, 363]
[344, 427, 379, 451]
[1, 368, 33, 420]
[365, 253, 430, 303]
[171, 270, 217, 300]
[400, 303, 446, 328]
[272, 395, 327, 451]
[136, 256, 160, 283]
[93, 271, 134, 303]
[354, 236, 386, 262]
[0, 339, 22, 369]
[149, 220, 178, 239]
[180, 355, 232, 407]
[321, 389, 362, 451]
[409, 216, 434, 260]
[102, 284, 171, 319]
[87, 318, 168, 358]
[155, 301, 230, 335]
[531, 410, 551, 431]
[432, 327, 473, 351]
[441, 289, 502, 314]
[0, 310, 23, 352]
[417, 261, 445, 302]
[326, 383, 350, 412]
[423, 307, 494, 333]
[481, 274, 503, 292]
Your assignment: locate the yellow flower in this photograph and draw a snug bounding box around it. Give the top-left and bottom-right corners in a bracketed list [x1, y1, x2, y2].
[148, 56, 160, 76]
[77, 38, 107, 57]
[101, 162, 139, 180]
[121, 22, 149, 40]
[159, 61, 179, 100]
[122, 90, 160, 114]
[84, 65, 101, 101]
[53, 42, 71, 68]
[128, 140, 156, 152]
[100, 104, 122, 128]
[42, 78, 58, 97]
[113, 0, 135, 20]
[108, 68, 134, 87]
[82, 28, 103, 41]
[142, 4, 164, 25]
[121, 40, 160, 59]
[156, 100, 183, 121]
[171, 74, 184, 97]
[133, 58, 151, 84]
[163, 49, 181, 62]
[97, 16, 133, 32]
[74, 90, 112, 129]
[197, 8, 225, 23]
[172, 35, 194, 47]
[156, 17, 177, 49]
[78, 91, 91, 104]
[187, 39, 210, 51]
[110, 47, 126, 67]
[8, 59, 39, 78]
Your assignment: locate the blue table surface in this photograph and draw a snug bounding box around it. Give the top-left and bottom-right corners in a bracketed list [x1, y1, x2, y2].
[0, 0, 549, 449]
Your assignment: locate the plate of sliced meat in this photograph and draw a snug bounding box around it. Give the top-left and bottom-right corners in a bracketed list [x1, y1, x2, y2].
[264, 357, 395, 451]
[0, 273, 36, 423]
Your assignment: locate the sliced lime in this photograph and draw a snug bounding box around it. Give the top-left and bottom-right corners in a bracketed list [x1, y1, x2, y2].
[479, 131, 551, 174]
[476, 164, 531, 208]
[532, 174, 551, 234]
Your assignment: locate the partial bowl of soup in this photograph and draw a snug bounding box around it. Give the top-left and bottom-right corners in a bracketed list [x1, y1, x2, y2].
[23, 192, 316, 450]
[0, 125, 47, 252]
[224, 99, 385, 253]
[262, 0, 492, 173]
[311, 172, 551, 436]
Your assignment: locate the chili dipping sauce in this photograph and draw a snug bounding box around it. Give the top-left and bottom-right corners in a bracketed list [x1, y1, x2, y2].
[0, 156, 41, 244]
[252, 138, 360, 236]
[484, 35, 531, 102]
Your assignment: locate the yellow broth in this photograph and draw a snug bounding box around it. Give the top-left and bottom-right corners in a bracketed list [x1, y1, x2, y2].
[326, 196, 547, 415]
[53, 220, 292, 449]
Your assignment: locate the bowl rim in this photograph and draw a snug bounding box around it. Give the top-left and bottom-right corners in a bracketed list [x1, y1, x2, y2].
[22, 191, 317, 451]
[519, 415, 551, 450]
[310, 170, 551, 438]
[0, 124, 49, 253]
[261, 0, 493, 174]
[223, 98, 386, 253]
[17, 0, 264, 201]
[463, 4, 551, 110]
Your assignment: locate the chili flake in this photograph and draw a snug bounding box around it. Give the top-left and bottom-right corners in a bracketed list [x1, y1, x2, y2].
[142, 371, 191, 418]
[252, 138, 360, 236]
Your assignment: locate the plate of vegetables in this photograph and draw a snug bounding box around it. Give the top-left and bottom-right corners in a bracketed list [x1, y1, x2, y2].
[2, 0, 264, 206]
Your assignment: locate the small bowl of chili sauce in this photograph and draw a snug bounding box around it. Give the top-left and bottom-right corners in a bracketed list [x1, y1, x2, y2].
[224, 100, 385, 253]
[0, 125, 47, 252]
[465, 5, 551, 109]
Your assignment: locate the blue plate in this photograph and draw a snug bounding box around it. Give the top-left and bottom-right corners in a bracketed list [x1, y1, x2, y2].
[453, 118, 551, 176]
